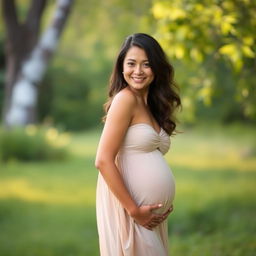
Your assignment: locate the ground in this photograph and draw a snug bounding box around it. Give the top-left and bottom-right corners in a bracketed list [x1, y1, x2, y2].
[0, 124, 255, 256]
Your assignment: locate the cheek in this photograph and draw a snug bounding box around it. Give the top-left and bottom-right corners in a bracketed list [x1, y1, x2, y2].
[123, 69, 131, 78]
[149, 72, 155, 81]
[145, 68, 154, 78]
[122, 72, 130, 83]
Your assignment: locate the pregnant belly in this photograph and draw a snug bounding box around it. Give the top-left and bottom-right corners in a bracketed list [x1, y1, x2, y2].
[118, 151, 175, 214]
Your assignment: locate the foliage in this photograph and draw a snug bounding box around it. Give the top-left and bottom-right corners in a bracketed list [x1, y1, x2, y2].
[31, 0, 154, 130]
[0, 36, 4, 114]
[39, 67, 95, 130]
[151, 0, 256, 122]
[1, 0, 255, 128]
[0, 125, 70, 162]
[0, 126, 255, 255]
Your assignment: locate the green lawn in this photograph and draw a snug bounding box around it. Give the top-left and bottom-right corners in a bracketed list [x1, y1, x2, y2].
[0, 124, 255, 255]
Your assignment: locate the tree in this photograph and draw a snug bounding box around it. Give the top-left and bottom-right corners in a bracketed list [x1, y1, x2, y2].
[1, 0, 74, 127]
[151, 0, 256, 122]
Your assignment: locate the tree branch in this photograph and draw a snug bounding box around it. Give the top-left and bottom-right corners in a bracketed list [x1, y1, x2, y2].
[1, 0, 19, 42]
[25, 0, 48, 35]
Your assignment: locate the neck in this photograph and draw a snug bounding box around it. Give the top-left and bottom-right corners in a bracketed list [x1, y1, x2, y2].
[128, 86, 149, 105]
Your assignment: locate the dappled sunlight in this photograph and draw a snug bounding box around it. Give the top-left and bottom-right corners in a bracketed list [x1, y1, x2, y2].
[0, 178, 95, 206]
[45, 128, 71, 148]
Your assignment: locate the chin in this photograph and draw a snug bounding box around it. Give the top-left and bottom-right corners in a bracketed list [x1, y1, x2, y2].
[130, 83, 149, 90]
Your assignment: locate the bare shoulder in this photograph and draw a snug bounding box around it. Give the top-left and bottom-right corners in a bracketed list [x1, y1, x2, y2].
[112, 87, 137, 107]
[113, 87, 137, 105]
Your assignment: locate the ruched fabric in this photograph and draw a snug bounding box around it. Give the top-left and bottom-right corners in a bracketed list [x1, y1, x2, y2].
[96, 123, 175, 256]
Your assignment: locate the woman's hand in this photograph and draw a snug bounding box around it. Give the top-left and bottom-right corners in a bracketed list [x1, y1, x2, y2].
[130, 204, 174, 230]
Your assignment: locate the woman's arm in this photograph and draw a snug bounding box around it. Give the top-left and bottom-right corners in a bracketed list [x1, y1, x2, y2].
[95, 89, 164, 229]
[95, 89, 138, 214]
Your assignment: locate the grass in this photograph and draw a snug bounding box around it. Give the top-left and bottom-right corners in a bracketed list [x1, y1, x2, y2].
[0, 123, 255, 255]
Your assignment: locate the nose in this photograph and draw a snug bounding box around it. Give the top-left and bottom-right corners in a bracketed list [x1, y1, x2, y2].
[134, 65, 143, 75]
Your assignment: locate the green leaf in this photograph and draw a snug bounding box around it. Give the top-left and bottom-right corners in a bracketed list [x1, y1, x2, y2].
[219, 44, 237, 56]
[242, 45, 255, 58]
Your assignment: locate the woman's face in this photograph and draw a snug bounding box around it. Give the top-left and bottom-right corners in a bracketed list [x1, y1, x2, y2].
[123, 46, 154, 91]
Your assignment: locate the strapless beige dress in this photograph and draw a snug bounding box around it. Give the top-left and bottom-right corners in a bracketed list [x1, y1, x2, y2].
[96, 123, 176, 256]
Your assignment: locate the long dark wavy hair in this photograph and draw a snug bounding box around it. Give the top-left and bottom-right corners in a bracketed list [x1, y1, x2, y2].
[104, 33, 181, 135]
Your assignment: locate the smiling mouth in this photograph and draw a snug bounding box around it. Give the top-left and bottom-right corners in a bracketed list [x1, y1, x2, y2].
[132, 77, 145, 83]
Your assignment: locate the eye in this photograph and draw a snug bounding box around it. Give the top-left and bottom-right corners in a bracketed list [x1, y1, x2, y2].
[127, 62, 135, 66]
[143, 62, 151, 68]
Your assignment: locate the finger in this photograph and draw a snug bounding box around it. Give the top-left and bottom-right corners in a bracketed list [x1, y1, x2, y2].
[150, 219, 161, 226]
[151, 215, 164, 224]
[150, 206, 174, 225]
[169, 205, 174, 212]
[160, 211, 172, 222]
[149, 203, 163, 211]
[152, 213, 162, 218]
[156, 212, 169, 224]
[150, 222, 161, 229]
[152, 213, 164, 220]
[162, 206, 174, 217]
[150, 218, 162, 226]
[150, 212, 169, 222]
[162, 210, 171, 218]
[144, 225, 152, 231]
[160, 212, 170, 221]
[165, 206, 173, 214]
[146, 219, 159, 228]
[148, 223, 158, 229]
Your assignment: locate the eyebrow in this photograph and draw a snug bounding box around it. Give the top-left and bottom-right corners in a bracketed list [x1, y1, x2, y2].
[126, 58, 149, 62]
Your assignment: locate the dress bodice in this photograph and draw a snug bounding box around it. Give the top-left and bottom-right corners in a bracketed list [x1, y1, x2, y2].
[119, 123, 170, 155]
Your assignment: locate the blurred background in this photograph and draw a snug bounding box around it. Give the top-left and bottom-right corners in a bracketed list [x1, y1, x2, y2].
[0, 0, 255, 255]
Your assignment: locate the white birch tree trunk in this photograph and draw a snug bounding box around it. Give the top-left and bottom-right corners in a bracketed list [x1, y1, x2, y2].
[4, 0, 74, 127]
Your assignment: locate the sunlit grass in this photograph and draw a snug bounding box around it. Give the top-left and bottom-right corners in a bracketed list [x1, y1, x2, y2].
[167, 124, 256, 172]
[0, 178, 95, 206]
[0, 124, 255, 255]
[168, 147, 256, 171]
[68, 128, 100, 157]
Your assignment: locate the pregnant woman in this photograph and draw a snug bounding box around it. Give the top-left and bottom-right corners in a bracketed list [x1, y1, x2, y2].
[95, 33, 181, 256]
